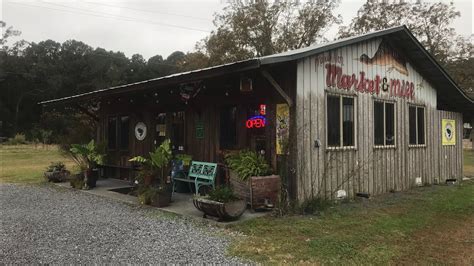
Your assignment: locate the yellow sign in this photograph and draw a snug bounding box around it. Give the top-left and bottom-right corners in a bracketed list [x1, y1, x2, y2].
[276, 104, 290, 154]
[441, 119, 456, 145]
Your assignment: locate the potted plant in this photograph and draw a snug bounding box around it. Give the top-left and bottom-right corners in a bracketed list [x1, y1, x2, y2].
[44, 161, 70, 182]
[193, 186, 246, 221]
[69, 140, 105, 189]
[225, 150, 281, 209]
[129, 139, 173, 207]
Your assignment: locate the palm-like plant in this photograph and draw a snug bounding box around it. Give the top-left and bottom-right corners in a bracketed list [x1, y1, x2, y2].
[69, 140, 105, 189]
[70, 140, 105, 169]
[129, 139, 172, 185]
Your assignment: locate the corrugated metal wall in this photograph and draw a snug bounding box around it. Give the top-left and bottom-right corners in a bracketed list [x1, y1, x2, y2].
[295, 38, 463, 201]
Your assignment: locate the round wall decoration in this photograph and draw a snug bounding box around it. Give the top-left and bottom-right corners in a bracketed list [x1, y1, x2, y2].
[444, 123, 453, 140]
[134, 122, 147, 141]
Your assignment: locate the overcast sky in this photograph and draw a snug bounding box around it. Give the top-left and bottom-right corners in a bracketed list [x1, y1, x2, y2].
[1, 0, 472, 60]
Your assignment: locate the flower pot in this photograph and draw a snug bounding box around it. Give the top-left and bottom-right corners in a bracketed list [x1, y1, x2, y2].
[230, 172, 281, 210]
[44, 170, 70, 183]
[150, 189, 172, 207]
[84, 169, 98, 188]
[193, 197, 246, 222]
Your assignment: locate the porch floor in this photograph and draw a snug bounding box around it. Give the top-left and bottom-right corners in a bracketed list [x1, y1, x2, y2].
[55, 178, 266, 224]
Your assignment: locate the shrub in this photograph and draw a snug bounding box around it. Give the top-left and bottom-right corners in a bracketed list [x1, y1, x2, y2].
[225, 150, 271, 181]
[207, 186, 239, 203]
[5, 133, 28, 145]
[46, 161, 66, 172]
[70, 176, 85, 189]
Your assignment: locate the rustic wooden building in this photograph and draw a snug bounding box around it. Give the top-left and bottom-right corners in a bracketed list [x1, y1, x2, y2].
[41, 26, 473, 201]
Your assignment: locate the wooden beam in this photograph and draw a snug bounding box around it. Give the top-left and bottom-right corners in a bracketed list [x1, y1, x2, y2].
[261, 70, 294, 107]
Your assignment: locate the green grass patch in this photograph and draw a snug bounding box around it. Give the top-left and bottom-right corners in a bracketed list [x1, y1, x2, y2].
[229, 181, 474, 264]
[464, 149, 474, 177]
[0, 144, 76, 184]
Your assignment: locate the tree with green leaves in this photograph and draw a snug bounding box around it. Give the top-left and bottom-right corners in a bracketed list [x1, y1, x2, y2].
[199, 0, 342, 66]
[338, 0, 468, 65]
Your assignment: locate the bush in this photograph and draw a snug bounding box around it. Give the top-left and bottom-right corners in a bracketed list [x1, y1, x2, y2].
[225, 150, 271, 181]
[70, 175, 84, 189]
[207, 186, 239, 203]
[46, 161, 66, 172]
[5, 133, 28, 145]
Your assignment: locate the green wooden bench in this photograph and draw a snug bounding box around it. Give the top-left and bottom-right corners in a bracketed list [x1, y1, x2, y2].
[172, 161, 217, 195]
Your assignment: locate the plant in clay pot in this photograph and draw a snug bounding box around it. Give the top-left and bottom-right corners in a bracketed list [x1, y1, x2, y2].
[193, 186, 246, 222]
[69, 140, 105, 189]
[44, 161, 70, 182]
[225, 150, 280, 209]
[129, 139, 173, 207]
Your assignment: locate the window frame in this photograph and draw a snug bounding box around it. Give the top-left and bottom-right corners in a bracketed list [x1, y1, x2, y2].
[408, 104, 426, 148]
[107, 115, 118, 151]
[118, 115, 130, 151]
[326, 93, 357, 150]
[373, 99, 397, 149]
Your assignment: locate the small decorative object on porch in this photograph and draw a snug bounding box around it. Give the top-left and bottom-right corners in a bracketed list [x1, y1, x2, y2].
[69, 140, 105, 189]
[129, 139, 173, 207]
[193, 186, 246, 222]
[175, 154, 193, 166]
[134, 122, 147, 141]
[44, 161, 70, 182]
[225, 150, 281, 209]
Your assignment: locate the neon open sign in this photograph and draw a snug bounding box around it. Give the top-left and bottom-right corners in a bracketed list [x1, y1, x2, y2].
[246, 115, 266, 129]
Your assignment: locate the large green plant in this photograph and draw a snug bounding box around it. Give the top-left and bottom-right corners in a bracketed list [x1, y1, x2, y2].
[129, 139, 172, 178]
[225, 150, 270, 181]
[129, 139, 172, 169]
[69, 140, 105, 171]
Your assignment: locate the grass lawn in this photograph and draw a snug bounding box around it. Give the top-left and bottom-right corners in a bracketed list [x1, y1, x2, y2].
[228, 151, 474, 264]
[0, 144, 76, 184]
[464, 149, 474, 177]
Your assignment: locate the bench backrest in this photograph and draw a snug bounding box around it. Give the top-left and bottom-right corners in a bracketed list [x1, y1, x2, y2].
[188, 161, 217, 181]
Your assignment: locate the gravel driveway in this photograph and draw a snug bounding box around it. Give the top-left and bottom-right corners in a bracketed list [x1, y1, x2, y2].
[0, 184, 243, 264]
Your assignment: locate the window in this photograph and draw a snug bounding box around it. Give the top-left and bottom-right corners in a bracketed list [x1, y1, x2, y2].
[220, 106, 237, 149]
[171, 111, 185, 151]
[107, 116, 117, 149]
[327, 95, 355, 147]
[119, 116, 130, 150]
[374, 101, 395, 146]
[409, 106, 425, 145]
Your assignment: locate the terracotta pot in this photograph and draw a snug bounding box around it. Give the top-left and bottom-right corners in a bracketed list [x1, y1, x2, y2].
[150, 189, 172, 207]
[143, 175, 154, 186]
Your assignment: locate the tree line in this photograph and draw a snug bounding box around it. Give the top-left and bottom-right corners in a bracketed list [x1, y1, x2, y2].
[1, 0, 472, 142]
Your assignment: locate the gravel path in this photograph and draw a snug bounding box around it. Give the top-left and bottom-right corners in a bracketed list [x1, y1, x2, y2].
[0, 184, 243, 264]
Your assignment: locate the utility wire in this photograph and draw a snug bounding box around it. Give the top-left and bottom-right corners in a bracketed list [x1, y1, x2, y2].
[83, 1, 211, 22]
[8, 1, 212, 33]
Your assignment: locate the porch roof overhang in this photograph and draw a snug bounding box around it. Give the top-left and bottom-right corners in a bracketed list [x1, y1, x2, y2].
[39, 26, 473, 118]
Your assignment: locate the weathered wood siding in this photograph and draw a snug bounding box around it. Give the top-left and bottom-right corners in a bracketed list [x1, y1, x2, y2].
[295, 37, 463, 201]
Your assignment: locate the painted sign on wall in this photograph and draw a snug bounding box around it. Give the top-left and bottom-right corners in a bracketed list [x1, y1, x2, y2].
[317, 40, 416, 100]
[276, 104, 290, 155]
[442, 119, 456, 145]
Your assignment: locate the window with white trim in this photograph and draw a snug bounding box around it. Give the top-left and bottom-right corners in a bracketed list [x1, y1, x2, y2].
[408, 105, 425, 145]
[374, 101, 395, 146]
[327, 95, 355, 148]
